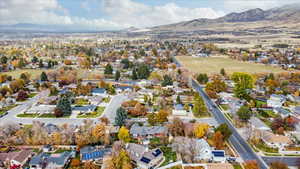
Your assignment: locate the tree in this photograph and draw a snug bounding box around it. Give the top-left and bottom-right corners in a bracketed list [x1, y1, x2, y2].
[106, 149, 132, 169]
[131, 69, 138, 80]
[115, 107, 127, 126]
[92, 123, 105, 143]
[194, 123, 209, 138]
[84, 161, 99, 169]
[212, 131, 224, 149]
[156, 109, 169, 123]
[176, 95, 181, 104]
[121, 58, 131, 69]
[137, 64, 150, 79]
[168, 117, 185, 136]
[220, 68, 226, 76]
[70, 159, 80, 167]
[193, 93, 208, 117]
[54, 108, 64, 117]
[237, 106, 252, 122]
[215, 123, 232, 141]
[40, 72, 48, 81]
[244, 160, 259, 169]
[161, 75, 173, 87]
[196, 73, 208, 84]
[1, 56, 7, 64]
[31, 56, 38, 63]
[9, 79, 25, 93]
[39, 59, 44, 68]
[104, 63, 113, 75]
[16, 90, 28, 101]
[269, 161, 288, 169]
[231, 72, 254, 99]
[148, 72, 162, 82]
[115, 70, 121, 81]
[118, 126, 130, 143]
[56, 96, 72, 115]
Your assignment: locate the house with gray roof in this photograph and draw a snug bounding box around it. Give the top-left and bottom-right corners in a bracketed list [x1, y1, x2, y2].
[126, 143, 164, 169]
[29, 151, 75, 169]
[130, 123, 168, 139]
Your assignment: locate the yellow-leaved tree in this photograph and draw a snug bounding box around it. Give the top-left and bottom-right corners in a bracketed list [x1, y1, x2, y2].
[118, 126, 130, 143]
[194, 123, 209, 138]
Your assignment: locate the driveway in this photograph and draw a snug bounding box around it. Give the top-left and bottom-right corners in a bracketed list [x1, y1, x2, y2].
[102, 94, 129, 124]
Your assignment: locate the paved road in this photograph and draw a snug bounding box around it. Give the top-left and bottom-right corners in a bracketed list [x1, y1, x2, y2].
[262, 156, 300, 167]
[0, 91, 128, 125]
[191, 79, 269, 169]
[102, 94, 129, 124]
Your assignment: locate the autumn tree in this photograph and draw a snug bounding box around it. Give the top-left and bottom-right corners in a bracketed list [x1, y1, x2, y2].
[84, 161, 99, 169]
[269, 161, 288, 169]
[215, 123, 232, 141]
[92, 123, 105, 143]
[118, 126, 130, 143]
[244, 160, 259, 169]
[9, 79, 25, 93]
[168, 117, 185, 136]
[194, 123, 209, 138]
[16, 90, 28, 101]
[212, 131, 224, 149]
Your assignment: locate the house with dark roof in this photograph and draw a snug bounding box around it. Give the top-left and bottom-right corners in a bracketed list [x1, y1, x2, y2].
[80, 146, 111, 162]
[130, 123, 168, 139]
[126, 143, 164, 169]
[29, 151, 75, 169]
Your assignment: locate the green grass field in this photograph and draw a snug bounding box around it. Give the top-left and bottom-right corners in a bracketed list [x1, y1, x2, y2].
[176, 56, 287, 75]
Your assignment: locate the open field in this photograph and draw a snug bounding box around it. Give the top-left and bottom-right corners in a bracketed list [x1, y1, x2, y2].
[176, 55, 288, 75]
[2, 69, 50, 79]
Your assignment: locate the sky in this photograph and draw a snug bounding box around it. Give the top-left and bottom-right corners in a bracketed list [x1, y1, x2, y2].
[0, 0, 298, 30]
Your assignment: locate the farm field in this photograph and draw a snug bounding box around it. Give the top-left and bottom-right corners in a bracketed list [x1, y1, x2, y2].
[176, 55, 287, 75]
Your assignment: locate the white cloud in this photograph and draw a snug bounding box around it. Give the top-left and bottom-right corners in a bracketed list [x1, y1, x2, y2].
[102, 0, 224, 28]
[223, 0, 299, 12]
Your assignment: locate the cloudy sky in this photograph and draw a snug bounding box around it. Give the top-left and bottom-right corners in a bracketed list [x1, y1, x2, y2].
[0, 0, 298, 30]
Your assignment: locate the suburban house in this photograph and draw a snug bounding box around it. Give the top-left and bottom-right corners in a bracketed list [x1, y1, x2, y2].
[115, 85, 133, 93]
[273, 107, 291, 118]
[92, 88, 107, 97]
[0, 150, 33, 168]
[211, 150, 226, 163]
[26, 105, 56, 114]
[261, 131, 292, 149]
[267, 94, 286, 108]
[130, 124, 168, 139]
[249, 117, 271, 131]
[80, 146, 111, 162]
[172, 104, 189, 116]
[72, 105, 97, 114]
[195, 139, 212, 161]
[29, 151, 75, 169]
[126, 143, 164, 169]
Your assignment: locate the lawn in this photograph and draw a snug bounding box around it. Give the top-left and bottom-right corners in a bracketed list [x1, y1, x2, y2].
[75, 98, 89, 106]
[233, 164, 243, 169]
[28, 93, 37, 98]
[220, 104, 229, 111]
[255, 100, 267, 108]
[176, 55, 286, 75]
[160, 146, 177, 167]
[0, 104, 17, 116]
[17, 113, 38, 118]
[254, 140, 279, 153]
[77, 106, 105, 118]
[38, 113, 70, 118]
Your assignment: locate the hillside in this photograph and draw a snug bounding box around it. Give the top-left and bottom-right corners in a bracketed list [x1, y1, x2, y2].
[152, 4, 300, 32]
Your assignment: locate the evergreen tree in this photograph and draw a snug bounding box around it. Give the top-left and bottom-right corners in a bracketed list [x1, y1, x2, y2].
[115, 107, 127, 126]
[115, 70, 121, 81]
[220, 68, 226, 76]
[40, 72, 48, 81]
[31, 56, 38, 63]
[56, 96, 72, 115]
[104, 63, 113, 75]
[137, 64, 150, 79]
[0, 56, 7, 64]
[132, 69, 138, 80]
[161, 75, 173, 87]
[39, 59, 44, 68]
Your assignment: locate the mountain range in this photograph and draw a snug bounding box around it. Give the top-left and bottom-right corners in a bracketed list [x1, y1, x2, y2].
[152, 4, 300, 32]
[1, 4, 300, 33]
